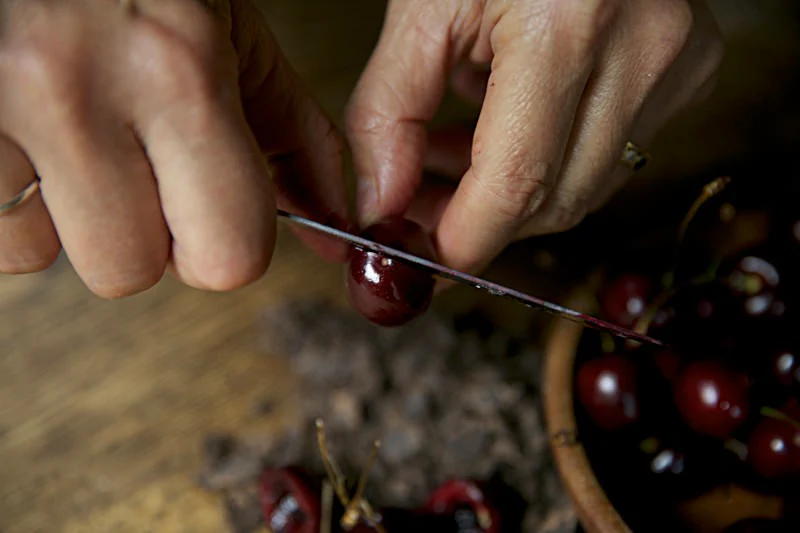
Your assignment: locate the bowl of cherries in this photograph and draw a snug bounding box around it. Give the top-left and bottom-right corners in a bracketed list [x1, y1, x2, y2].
[544, 178, 800, 533]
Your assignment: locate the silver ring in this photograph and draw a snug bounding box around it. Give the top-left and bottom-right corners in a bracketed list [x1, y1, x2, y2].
[619, 141, 651, 172]
[0, 177, 41, 216]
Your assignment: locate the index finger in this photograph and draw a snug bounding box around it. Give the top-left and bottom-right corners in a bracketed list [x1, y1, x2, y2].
[434, 10, 600, 274]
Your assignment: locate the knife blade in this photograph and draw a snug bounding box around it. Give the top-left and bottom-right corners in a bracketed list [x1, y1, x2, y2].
[277, 209, 664, 347]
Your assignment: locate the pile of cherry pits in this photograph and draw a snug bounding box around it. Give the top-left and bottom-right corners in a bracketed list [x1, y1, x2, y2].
[574, 208, 800, 532]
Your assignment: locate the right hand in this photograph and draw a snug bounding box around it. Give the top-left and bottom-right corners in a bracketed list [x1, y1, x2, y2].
[0, 0, 349, 298]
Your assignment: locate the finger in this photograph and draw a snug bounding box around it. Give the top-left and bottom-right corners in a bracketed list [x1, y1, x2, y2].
[122, 8, 279, 290]
[234, 0, 350, 261]
[525, 0, 723, 226]
[134, 0, 351, 264]
[434, 6, 605, 274]
[344, 1, 480, 226]
[0, 134, 60, 273]
[16, 117, 168, 298]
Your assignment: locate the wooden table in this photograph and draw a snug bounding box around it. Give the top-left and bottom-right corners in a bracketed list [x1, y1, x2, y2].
[0, 227, 354, 533]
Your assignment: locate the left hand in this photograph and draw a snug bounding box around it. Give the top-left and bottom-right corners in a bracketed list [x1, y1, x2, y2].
[345, 0, 724, 276]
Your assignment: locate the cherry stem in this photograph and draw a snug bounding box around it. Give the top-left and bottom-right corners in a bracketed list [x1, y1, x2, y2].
[315, 418, 387, 533]
[662, 176, 732, 292]
[723, 438, 748, 461]
[321, 480, 333, 533]
[632, 269, 719, 343]
[760, 406, 800, 429]
[601, 333, 616, 353]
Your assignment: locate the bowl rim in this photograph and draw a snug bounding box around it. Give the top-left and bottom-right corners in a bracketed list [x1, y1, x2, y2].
[542, 288, 633, 533]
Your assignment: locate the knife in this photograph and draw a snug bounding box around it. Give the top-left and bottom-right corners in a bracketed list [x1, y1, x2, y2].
[277, 209, 664, 347]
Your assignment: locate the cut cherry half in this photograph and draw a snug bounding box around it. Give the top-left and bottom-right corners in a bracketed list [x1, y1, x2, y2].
[259, 467, 320, 533]
[422, 479, 501, 533]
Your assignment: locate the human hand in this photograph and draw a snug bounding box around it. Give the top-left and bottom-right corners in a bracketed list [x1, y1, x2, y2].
[0, 0, 348, 297]
[346, 0, 724, 276]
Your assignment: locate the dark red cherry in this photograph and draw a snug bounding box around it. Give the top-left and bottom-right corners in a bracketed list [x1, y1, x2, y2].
[771, 348, 800, 388]
[259, 467, 320, 533]
[576, 354, 640, 431]
[718, 245, 791, 318]
[652, 348, 683, 382]
[346, 217, 437, 327]
[422, 479, 501, 533]
[673, 360, 749, 439]
[599, 273, 653, 328]
[647, 283, 739, 351]
[351, 508, 494, 533]
[630, 429, 722, 499]
[746, 414, 800, 480]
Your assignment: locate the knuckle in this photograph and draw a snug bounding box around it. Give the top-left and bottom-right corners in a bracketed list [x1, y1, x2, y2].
[647, 1, 694, 62]
[87, 265, 165, 300]
[473, 153, 553, 221]
[343, 103, 391, 143]
[133, 25, 224, 107]
[552, 0, 622, 56]
[177, 3, 221, 44]
[9, 35, 79, 101]
[539, 192, 589, 233]
[193, 247, 271, 292]
[0, 246, 60, 275]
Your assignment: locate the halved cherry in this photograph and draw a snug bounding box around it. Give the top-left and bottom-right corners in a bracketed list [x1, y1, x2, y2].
[422, 479, 501, 533]
[259, 467, 320, 533]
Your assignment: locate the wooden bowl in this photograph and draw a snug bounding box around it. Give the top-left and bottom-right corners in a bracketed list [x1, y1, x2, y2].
[542, 287, 787, 533]
[542, 287, 632, 533]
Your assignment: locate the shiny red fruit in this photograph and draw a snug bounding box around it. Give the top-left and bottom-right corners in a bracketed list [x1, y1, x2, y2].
[346, 218, 437, 327]
[259, 467, 320, 533]
[652, 348, 683, 382]
[746, 414, 800, 479]
[673, 360, 749, 439]
[720, 246, 788, 318]
[576, 354, 640, 431]
[771, 348, 800, 388]
[599, 273, 652, 328]
[422, 479, 501, 533]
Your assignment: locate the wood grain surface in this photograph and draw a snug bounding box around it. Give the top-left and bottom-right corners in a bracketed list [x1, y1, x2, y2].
[0, 227, 352, 533]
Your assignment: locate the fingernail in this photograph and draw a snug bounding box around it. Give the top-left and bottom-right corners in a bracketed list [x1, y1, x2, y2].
[357, 176, 381, 226]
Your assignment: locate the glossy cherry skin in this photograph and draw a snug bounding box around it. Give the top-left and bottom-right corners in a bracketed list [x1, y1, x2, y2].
[718, 245, 793, 319]
[771, 348, 800, 389]
[599, 273, 653, 328]
[576, 354, 640, 431]
[346, 217, 437, 327]
[647, 282, 739, 351]
[629, 429, 722, 499]
[259, 467, 320, 533]
[422, 479, 501, 533]
[746, 413, 800, 480]
[652, 348, 683, 382]
[673, 360, 749, 439]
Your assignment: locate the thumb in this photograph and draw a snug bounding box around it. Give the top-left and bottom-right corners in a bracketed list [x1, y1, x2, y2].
[344, 1, 472, 227]
[230, 0, 351, 261]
